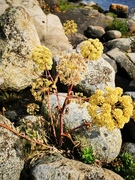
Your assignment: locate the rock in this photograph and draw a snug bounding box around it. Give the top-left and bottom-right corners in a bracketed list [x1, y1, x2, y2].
[75, 56, 115, 95]
[130, 37, 135, 52]
[122, 119, 135, 142]
[0, 0, 72, 91]
[17, 115, 48, 145]
[128, 7, 135, 21]
[37, 0, 60, 13]
[0, 6, 41, 91]
[106, 48, 135, 80]
[33, 13, 72, 56]
[102, 54, 117, 73]
[67, 33, 87, 47]
[54, 8, 113, 34]
[0, 77, 4, 86]
[84, 25, 105, 39]
[127, 19, 135, 33]
[105, 38, 131, 52]
[0, 0, 72, 56]
[103, 30, 122, 41]
[4, 110, 18, 121]
[0, 115, 24, 180]
[79, 1, 88, 6]
[121, 142, 135, 162]
[87, 1, 96, 7]
[28, 153, 124, 180]
[109, 4, 129, 18]
[74, 125, 122, 163]
[127, 53, 135, 63]
[41, 93, 122, 163]
[90, 4, 104, 13]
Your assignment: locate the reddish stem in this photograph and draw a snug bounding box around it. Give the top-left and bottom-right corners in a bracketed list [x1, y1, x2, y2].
[47, 91, 58, 144]
[59, 84, 73, 146]
[0, 122, 52, 149]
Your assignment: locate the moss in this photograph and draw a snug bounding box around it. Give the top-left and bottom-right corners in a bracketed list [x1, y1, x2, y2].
[104, 152, 135, 180]
[106, 17, 128, 35]
[58, 0, 80, 11]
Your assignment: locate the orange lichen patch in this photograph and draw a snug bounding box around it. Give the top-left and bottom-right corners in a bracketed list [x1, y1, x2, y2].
[109, 3, 128, 14]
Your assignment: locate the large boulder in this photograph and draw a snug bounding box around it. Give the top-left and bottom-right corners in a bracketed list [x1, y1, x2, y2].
[103, 30, 122, 41]
[84, 25, 105, 39]
[41, 93, 122, 163]
[0, 0, 72, 56]
[74, 56, 115, 95]
[106, 48, 135, 80]
[33, 13, 72, 56]
[37, 0, 60, 13]
[0, 0, 72, 91]
[0, 115, 24, 180]
[27, 153, 124, 180]
[54, 7, 113, 34]
[106, 38, 132, 52]
[0, 6, 41, 91]
[53, 48, 115, 96]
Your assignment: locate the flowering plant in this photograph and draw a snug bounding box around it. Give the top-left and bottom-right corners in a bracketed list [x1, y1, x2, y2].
[63, 20, 77, 35]
[31, 78, 56, 101]
[80, 38, 104, 60]
[87, 86, 133, 130]
[56, 52, 86, 86]
[32, 46, 53, 70]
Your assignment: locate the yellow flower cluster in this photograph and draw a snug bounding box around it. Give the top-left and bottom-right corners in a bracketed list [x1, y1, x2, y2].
[27, 103, 40, 115]
[56, 52, 87, 86]
[87, 86, 133, 130]
[31, 78, 56, 101]
[32, 45, 53, 70]
[80, 38, 104, 60]
[63, 20, 77, 35]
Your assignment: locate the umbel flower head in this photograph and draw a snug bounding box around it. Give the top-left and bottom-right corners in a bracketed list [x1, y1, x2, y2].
[80, 38, 104, 60]
[31, 78, 56, 101]
[87, 86, 133, 130]
[56, 52, 87, 86]
[131, 101, 135, 121]
[63, 20, 77, 35]
[32, 45, 53, 70]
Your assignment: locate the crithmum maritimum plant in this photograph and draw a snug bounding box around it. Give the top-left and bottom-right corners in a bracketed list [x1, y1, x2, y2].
[30, 20, 133, 147]
[31, 45, 134, 148]
[31, 45, 88, 145]
[63, 20, 78, 48]
[87, 86, 133, 130]
[80, 38, 104, 60]
[63, 20, 104, 56]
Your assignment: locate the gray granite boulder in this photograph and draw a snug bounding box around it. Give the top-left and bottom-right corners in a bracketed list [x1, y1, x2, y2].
[106, 48, 135, 80]
[84, 25, 105, 39]
[103, 30, 122, 41]
[41, 93, 122, 163]
[28, 153, 124, 180]
[106, 38, 132, 52]
[0, 115, 24, 180]
[75, 56, 115, 95]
